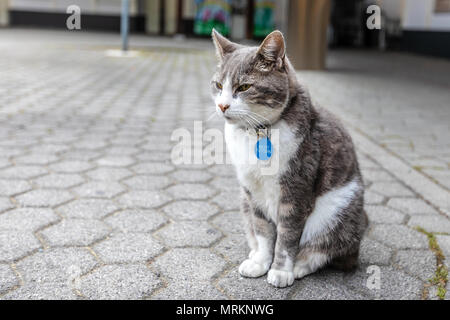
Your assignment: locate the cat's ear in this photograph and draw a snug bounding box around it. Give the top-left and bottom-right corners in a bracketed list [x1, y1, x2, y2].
[256, 30, 286, 70]
[211, 29, 238, 61]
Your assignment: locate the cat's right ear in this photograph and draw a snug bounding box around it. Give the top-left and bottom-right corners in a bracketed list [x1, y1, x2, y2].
[211, 29, 238, 62]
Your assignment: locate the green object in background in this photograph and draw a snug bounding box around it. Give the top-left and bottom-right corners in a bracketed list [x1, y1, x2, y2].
[253, 0, 275, 37]
[194, 0, 231, 36]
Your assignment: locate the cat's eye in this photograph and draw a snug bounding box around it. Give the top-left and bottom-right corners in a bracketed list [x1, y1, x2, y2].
[237, 84, 251, 92]
[215, 82, 223, 90]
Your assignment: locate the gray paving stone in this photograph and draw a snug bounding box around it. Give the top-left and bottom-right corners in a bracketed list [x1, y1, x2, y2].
[61, 149, 102, 161]
[211, 211, 245, 234]
[14, 189, 74, 207]
[86, 167, 132, 181]
[364, 190, 385, 205]
[436, 235, 450, 256]
[365, 205, 406, 224]
[370, 182, 415, 197]
[359, 238, 393, 266]
[132, 162, 175, 175]
[211, 191, 241, 211]
[152, 248, 226, 282]
[0, 197, 14, 213]
[14, 153, 59, 165]
[80, 264, 162, 300]
[170, 169, 213, 183]
[117, 190, 172, 209]
[93, 233, 164, 263]
[370, 225, 429, 249]
[217, 267, 292, 299]
[0, 179, 31, 196]
[136, 151, 171, 162]
[213, 234, 249, 265]
[162, 200, 219, 220]
[155, 221, 221, 247]
[209, 177, 240, 191]
[408, 215, 450, 234]
[362, 169, 395, 183]
[123, 175, 173, 190]
[0, 264, 19, 294]
[72, 181, 125, 199]
[152, 281, 227, 299]
[394, 249, 435, 281]
[49, 161, 93, 173]
[166, 183, 217, 200]
[105, 209, 167, 233]
[207, 165, 235, 177]
[40, 219, 110, 247]
[387, 198, 439, 215]
[0, 158, 11, 169]
[0, 208, 59, 231]
[96, 156, 136, 167]
[33, 173, 84, 189]
[0, 165, 48, 179]
[57, 199, 119, 219]
[343, 265, 423, 299]
[0, 231, 41, 261]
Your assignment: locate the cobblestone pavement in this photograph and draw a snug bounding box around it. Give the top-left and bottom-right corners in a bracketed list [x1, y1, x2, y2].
[0, 29, 449, 300]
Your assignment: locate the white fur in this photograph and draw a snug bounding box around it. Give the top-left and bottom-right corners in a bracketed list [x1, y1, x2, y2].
[267, 269, 294, 287]
[300, 179, 360, 245]
[239, 235, 272, 278]
[293, 252, 329, 279]
[225, 120, 300, 224]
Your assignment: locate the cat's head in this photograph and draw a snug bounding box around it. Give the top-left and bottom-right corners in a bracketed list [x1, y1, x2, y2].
[211, 29, 290, 128]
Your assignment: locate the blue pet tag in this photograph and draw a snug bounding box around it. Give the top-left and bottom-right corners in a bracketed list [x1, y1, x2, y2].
[255, 137, 272, 160]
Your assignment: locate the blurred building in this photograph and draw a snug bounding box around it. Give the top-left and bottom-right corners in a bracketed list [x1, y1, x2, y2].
[0, 0, 449, 58]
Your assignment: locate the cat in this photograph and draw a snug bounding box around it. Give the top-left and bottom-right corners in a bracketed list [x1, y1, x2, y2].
[210, 29, 368, 288]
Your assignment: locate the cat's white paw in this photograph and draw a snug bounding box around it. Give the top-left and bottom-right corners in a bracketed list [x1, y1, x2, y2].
[239, 259, 269, 278]
[293, 264, 311, 279]
[267, 269, 294, 288]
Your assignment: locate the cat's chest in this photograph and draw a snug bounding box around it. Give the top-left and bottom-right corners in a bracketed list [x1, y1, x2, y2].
[224, 121, 300, 222]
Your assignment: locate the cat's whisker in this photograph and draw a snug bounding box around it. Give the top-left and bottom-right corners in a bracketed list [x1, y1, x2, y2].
[206, 111, 218, 122]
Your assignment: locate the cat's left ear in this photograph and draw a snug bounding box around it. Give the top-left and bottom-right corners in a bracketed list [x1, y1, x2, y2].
[212, 29, 239, 62]
[256, 30, 286, 71]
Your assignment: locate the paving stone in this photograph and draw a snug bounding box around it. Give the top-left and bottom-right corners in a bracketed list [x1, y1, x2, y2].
[394, 249, 435, 281]
[93, 233, 164, 263]
[436, 235, 450, 256]
[211, 211, 245, 234]
[365, 205, 406, 224]
[49, 161, 93, 173]
[213, 234, 249, 265]
[364, 190, 385, 205]
[343, 265, 423, 299]
[14, 153, 59, 165]
[33, 173, 84, 189]
[123, 175, 173, 190]
[0, 264, 19, 294]
[170, 170, 213, 183]
[0, 158, 11, 169]
[104, 210, 167, 233]
[370, 182, 415, 197]
[86, 167, 132, 182]
[72, 181, 125, 198]
[0, 165, 48, 179]
[359, 238, 393, 266]
[292, 269, 367, 299]
[152, 281, 227, 299]
[208, 165, 235, 177]
[162, 200, 219, 220]
[407, 215, 450, 234]
[57, 199, 119, 219]
[166, 183, 217, 200]
[152, 248, 226, 283]
[370, 225, 428, 249]
[387, 198, 439, 216]
[136, 151, 171, 162]
[132, 162, 175, 175]
[0, 231, 41, 261]
[80, 264, 161, 300]
[0, 179, 31, 197]
[0, 208, 59, 231]
[40, 219, 110, 247]
[362, 169, 395, 183]
[61, 149, 102, 161]
[15, 189, 74, 207]
[211, 191, 240, 211]
[209, 177, 240, 191]
[156, 221, 221, 247]
[0, 197, 14, 213]
[96, 156, 135, 167]
[217, 267, 292, 299]
[117, 190, 172, 209]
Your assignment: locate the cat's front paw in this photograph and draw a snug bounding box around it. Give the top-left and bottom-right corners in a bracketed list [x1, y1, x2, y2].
[267, 269, 294, 288]
[239, 259, 269, 278]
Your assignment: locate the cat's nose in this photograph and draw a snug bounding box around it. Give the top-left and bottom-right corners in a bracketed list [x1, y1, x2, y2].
[218, 104, 230, 113]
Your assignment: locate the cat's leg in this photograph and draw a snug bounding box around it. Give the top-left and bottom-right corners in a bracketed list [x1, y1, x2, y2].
[267, 203, 303, 288]
[293, 248, 329, 279]
[241, 193, 258, 259]
[239, 206, 276, 278]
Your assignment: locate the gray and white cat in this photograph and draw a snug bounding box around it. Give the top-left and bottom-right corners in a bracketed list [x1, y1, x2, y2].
[210, 29, 368, 288]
